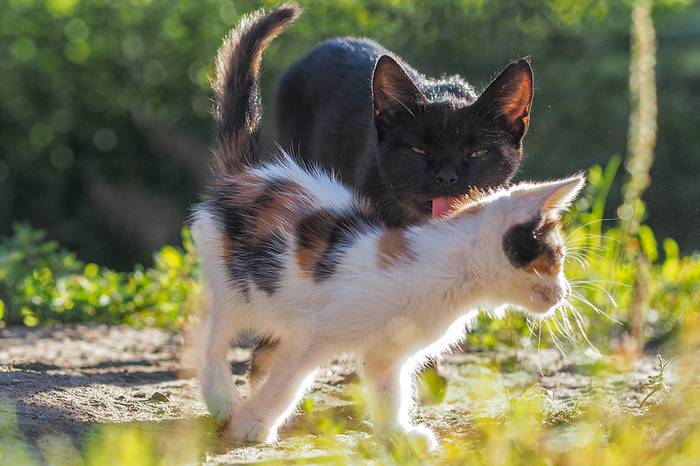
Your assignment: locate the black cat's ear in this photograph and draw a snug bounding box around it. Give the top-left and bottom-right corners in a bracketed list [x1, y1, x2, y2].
[475, 58, 533, 144]
[372, 55, 427, 121]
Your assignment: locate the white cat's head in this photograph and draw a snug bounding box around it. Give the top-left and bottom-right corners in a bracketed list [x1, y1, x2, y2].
[461, 174, 586, 317]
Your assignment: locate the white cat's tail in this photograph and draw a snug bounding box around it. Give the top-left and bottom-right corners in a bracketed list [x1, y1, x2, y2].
[212, 3, 302, 175]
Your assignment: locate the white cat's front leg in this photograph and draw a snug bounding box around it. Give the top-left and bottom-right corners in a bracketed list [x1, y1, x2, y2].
[361, 357, 438, 451]
[198, 300, 242, 422]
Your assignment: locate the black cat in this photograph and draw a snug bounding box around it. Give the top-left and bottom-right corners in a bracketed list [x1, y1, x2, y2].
[274, 38, 534, 226]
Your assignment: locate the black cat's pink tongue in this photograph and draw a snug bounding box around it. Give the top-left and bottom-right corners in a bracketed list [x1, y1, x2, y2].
[432, 197, 461, 218]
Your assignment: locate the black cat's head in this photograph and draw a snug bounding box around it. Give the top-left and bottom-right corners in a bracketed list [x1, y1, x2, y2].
[372, 55, 533, 225]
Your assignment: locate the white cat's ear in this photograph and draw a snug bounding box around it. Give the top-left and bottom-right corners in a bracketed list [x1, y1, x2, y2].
[523, 174, 586, 216]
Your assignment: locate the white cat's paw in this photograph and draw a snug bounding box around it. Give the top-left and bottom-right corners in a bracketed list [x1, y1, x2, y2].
[203, 386, 240, 423]
[403, 424, 439, 451]
[383, 424, 438, 453]
[376, 423, 439, 453]
[226, 412, 273, 443]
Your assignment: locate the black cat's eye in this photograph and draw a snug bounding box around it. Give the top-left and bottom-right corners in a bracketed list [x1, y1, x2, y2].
[409, 146, 428, 155]
[469, 149, 489, 158]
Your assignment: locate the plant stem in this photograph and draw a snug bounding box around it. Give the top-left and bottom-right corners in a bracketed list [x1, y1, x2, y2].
[620, 0, 658, 237]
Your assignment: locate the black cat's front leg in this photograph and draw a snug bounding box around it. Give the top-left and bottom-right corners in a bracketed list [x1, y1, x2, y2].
[361, 356, 438, 451]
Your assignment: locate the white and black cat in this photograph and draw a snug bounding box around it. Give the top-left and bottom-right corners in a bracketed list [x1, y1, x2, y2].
[194, 4, 583, 449]
[274, 25, 534, 226]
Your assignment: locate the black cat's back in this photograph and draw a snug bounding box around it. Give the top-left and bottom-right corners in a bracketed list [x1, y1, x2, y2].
[275, 38, 388, 185]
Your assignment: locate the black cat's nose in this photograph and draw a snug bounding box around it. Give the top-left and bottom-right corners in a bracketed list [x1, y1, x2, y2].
[435, 164, 458, 188]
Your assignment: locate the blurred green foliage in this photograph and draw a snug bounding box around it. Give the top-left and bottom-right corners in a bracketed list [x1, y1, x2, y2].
[0, 0, 699, 270]
[0, 223, 199, 327]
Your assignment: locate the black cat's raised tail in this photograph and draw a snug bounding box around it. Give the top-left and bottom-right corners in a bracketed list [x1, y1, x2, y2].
[213, 3, 302, 175]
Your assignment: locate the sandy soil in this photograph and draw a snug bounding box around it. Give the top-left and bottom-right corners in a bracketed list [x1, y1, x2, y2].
[0, 324, 660, 464]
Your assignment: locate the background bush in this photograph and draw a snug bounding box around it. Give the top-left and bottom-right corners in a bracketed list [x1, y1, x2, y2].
[0, 0, 699, 270]
[0, 223, 199, 327]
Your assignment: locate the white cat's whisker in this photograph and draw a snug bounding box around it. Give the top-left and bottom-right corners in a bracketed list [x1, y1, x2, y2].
[570, 290, 623, 325]
[566, 253, 591, 269]
[565, 243, 609, 263]
[545, 321, 567, 358]
[537, 325, 544, 376]
[560, 301, 599, 353]
[567, 244, 608, 258]
[519, 326, 537, 373]
[565, 218, 618, 242]
[553, 312, 579, 346]
[569, 279, 625, 308]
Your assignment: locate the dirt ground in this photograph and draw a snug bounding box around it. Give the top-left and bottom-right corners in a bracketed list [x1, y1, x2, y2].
[0, 324, 661, 465]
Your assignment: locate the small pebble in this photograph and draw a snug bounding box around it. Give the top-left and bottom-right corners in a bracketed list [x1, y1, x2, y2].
[150, 392, 170, 403]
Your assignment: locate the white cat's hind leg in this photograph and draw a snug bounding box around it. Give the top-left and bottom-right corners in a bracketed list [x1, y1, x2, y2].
[247, 336, 280, 394]
[226, 336, 321, 443]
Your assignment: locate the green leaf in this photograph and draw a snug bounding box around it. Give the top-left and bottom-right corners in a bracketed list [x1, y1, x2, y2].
[639, 224, 658, 262]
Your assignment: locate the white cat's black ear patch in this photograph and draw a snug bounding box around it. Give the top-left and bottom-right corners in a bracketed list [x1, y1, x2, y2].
[503, 216, 557, 268]
[503, 217, 541, 267]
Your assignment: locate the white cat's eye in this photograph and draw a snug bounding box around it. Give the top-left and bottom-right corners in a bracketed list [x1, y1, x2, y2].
[469, 149, 489, 158]
[410, 146, 427, 155]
